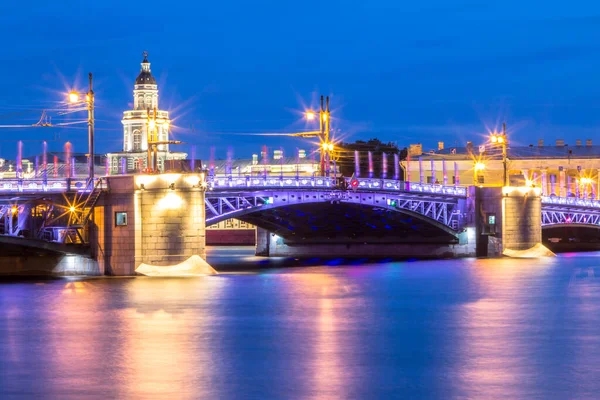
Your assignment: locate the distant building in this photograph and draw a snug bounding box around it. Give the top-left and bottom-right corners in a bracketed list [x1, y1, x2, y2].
[106, 53, 186, 174]
[404, 139, 600, 197]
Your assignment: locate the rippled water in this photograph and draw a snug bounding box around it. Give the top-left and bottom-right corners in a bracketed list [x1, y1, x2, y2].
[2, 250, 600, 399]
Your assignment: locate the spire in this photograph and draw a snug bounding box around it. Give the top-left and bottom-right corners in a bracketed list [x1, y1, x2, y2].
[136, 51, 156, 85]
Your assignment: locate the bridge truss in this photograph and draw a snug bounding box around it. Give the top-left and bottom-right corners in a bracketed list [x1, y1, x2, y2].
[541, 196, 600, 227]
[205, 185, 467, 232]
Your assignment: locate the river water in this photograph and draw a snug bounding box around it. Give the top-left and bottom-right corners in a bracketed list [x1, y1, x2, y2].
[1, 249, 600, 399]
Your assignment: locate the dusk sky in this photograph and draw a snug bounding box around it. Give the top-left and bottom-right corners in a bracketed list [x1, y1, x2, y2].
[1, 1, 600, 160]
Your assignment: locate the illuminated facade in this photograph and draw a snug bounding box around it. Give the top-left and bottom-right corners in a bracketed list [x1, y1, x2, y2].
[404, 140, 600, 198]
[107, 53, 186, 173]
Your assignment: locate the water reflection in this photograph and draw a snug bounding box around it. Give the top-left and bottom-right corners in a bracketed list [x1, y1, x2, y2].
[3, 256, 600, 398]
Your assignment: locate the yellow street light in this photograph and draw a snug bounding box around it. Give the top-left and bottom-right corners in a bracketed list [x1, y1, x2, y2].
[11, 206, 18, 214]
[306, 111, 316, 121]
[497, 136, 504, 144]
[322, 113, 328, 121]
[321, 142, 328, 150]
[148, 120, 156, 130]
[163, 121, 169, 129]
[68, 92, 79, 103]
[490, 135, 498, 143]
[328, 143, 334, 152]
[69, 206, 76, 213]
[474, 162, 486, 171]
[581, 177, 593, 185]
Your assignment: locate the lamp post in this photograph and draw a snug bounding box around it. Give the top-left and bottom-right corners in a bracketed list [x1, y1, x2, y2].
[68, 73, 94, 183]
[305, 96, 332, 176]
[270, 95, 334, 177]
[146, 106, 178, 173]
[473, 162, 485, 185]
[490, 122, 508, 186]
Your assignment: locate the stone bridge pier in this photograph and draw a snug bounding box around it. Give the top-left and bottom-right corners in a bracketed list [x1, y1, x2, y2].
[254, 186, 544, 259]
[91, 174, 206, 275]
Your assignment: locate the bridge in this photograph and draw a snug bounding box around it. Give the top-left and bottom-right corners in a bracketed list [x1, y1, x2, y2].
[1, 172, 600, 275]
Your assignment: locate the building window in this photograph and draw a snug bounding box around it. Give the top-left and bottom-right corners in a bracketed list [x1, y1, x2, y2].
[137, 95, 144, 109]
[112, 157, 118, 173]
[127, 157, 134, 171]
[477, 175, 484, 184]
[427, 176, 433, 184]
[124, 129, 131, 151]
[115, 212, 128, 226]
[133, 130, 141, 151]
[452, 176, 456, 184]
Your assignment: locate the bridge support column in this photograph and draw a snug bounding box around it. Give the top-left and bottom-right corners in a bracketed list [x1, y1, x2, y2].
[92, 174, 207, 275]
[501, 187, 542, 252]
[255, 227, 270, 256]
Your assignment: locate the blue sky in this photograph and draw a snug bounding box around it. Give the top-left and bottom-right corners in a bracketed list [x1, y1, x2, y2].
[1, 1, 599, 159]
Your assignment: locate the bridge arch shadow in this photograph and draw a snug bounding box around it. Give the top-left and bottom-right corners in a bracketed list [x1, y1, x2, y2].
[207, 200, 460, 244]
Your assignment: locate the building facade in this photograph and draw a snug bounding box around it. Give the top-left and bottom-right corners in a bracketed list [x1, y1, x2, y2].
[107, 53, 186, 174]
[404, 139, 600, 198]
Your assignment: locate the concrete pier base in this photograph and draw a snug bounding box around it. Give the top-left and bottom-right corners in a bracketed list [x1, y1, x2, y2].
[0, 255, 102, 276]
[92, 174, 207, 276]
[255, 228, 477, 259]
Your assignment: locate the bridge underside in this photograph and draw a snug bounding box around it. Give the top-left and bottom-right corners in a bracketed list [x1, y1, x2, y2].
[0, 235, 91, 257]
[236, 202, 459, 244]
[543, 224, 600, 252]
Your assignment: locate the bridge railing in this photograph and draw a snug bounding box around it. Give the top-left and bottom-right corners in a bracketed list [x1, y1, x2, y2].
[542, 195, 600, 210]
[0, 178, 107, 193]
[207, 175, 468, 197]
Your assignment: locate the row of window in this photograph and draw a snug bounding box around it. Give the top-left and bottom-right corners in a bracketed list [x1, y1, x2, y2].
[136, 95, 158, 110]
[124, 128, 168, 151]
[110, 157, 164, 172]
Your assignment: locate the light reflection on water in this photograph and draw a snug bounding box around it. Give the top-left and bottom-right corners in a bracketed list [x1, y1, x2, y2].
[2, 254, 600, 398]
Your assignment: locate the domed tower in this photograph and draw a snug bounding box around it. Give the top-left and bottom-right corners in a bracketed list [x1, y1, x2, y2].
[108, 52, 186, 174]
[122, 52, 170, 154]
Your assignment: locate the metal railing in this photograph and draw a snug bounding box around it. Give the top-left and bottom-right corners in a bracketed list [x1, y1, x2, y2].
[207, 175, 468, 197]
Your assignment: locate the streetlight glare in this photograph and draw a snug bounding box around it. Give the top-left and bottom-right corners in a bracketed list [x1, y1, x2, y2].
[322, 113, 328, 121]
[163, 121, 169, 129]
[68, 92, 79, 103]
[498, 136, 504, 144]
[491, 135, 498, 143]
[148, 120, 156, 130]
[69, 206, 76, 213]
[328, 143, 334, 151]
[306, 111, 316, 121]
[474, 162, 486, 171]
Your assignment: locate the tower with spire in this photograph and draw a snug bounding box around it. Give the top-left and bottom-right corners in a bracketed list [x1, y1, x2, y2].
[107, 52, 186, 173]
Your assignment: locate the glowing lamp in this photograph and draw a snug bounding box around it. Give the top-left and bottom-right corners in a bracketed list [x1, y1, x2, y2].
[498, 136, 505, 144]
[68, 92, 79, 103]
[148, 120, 156, 130]
[306, 111, 316, 121]
[490, 135, 498, 143]
[69, 206, 76, 213]
[328, 143, 334, 152]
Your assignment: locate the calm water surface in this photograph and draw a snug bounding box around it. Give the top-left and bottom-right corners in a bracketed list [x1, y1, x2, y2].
[2, 250, 600, 399]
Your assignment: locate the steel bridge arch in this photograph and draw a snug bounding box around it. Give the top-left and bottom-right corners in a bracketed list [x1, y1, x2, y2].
[205, 189, 467, 237]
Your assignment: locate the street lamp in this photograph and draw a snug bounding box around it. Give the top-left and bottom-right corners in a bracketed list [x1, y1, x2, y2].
[68, 73, 95, 183]
[490, 122, 508, 186]
[473, 161, 485, 185]
[145, 106, 180, 173]
[305, 96, 332, 176]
